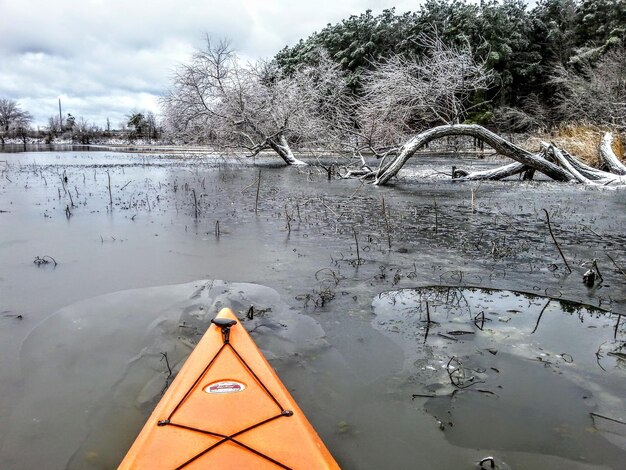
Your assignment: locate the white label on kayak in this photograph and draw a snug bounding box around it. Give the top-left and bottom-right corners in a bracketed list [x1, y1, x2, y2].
[205, 380, 246, 394]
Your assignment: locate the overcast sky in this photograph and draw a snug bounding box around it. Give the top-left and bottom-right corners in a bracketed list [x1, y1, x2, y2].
[0, 0, 535, 128]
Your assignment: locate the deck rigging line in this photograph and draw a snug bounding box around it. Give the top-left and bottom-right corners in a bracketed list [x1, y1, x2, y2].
[157, 319, 294, 469]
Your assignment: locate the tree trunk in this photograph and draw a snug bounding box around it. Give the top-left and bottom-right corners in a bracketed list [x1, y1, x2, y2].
[374, 124, 573, 185]
[545, 143, 593, 184]
[343, 124, 626, 187]
[267, 134, 306, 166]
[599, 133, 626, 175]
[459, 162, 528, 181]
[543, 143, 626, 185]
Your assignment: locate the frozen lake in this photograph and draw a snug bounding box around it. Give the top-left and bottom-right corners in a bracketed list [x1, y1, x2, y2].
[1, 149, 625, 469]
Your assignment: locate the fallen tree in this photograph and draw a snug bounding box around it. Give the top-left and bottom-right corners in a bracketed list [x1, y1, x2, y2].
[600, 133, 626, 175]
[343, 124, 626, 187]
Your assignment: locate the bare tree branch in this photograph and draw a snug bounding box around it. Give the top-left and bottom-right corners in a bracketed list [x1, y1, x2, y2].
[356, 32, 493, 152]
[162, 38, 352, 165]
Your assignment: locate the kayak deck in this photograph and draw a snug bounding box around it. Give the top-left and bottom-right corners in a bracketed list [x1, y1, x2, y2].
[119, 308, 339, 469]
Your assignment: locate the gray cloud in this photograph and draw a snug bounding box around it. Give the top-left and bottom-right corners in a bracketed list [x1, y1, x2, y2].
[0, 0, 512, 128]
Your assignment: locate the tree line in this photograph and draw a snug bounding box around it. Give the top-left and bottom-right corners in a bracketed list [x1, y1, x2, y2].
[161, 0, 625, 185]
[4, 0, 624, 164]
[275, 0, 625, 131]
[162, 0, 624, 165]
[0, 99, 162, 145]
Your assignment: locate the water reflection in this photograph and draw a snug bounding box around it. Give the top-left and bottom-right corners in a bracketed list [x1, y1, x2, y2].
[0, 143, 93, 153]
[3, 148, 626, 469]
[372, 286, 626, 467]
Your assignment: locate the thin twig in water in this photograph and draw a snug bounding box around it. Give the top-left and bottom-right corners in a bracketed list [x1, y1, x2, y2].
[606, 253, 626, 279]
[542, 209, 571, 273]
[33, 255, 58, 267]
[411, 393, 436, 400]
[285, 205, 291, 234]
[321, 200, 339, 219]
[592, 259, 603, 282]
[349, 180, 365, 198]
[382, 197, 391, 250]
[423, 301, 438, 343]
[595, 343, 607, 372]
[532, 300, 551, 334]
[474, 311, 487, 330]
[446, 356, 483, 389]
[192, 189, 198, 219]
[240, 175, 259, 193]
[614, 313, 624, 340]
[581, 224, 602, 238]
[160, 352, 172, 376]
[353, 227, 361, 265]
[107, 170, 113, 207]
[255, 169, 261, 214]
[160, 352, 173, 394]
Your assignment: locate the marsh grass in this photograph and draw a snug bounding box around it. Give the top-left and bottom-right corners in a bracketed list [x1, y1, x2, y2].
[525, 124, 625, 167]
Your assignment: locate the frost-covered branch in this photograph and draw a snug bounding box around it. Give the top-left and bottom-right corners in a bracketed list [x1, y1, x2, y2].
[341, 124, 626, 187]
[162, 38, 351, 165]
[550, 50, 626, 129]
[0, 98, 32, 144]
[356, 33, 493, 151]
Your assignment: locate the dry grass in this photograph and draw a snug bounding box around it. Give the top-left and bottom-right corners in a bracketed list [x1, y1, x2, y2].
[523, 124, 625, 167]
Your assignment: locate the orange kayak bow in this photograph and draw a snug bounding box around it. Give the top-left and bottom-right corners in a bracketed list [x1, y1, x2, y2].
[119, 308, 339, 469]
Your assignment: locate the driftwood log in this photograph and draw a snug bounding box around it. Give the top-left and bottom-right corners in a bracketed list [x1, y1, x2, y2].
[344, 124, 626, 186]
[599, 133, 626, 175]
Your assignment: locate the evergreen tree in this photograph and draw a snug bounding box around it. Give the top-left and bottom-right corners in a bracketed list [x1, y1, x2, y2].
[273, 0, 626, 130]
[576, 0, 626, 48]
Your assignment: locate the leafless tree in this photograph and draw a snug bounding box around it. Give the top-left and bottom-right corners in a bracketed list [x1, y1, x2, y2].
[493, 94, 549, 132]
[550, 49, 626, 129]
[73, 117, 100, 144]
[47, 116, 62, 135]
[0, 98, 32, 145]
[162, 37, 351, 165]
[355, 34, 493, 154]
[145, 111, 159, 141]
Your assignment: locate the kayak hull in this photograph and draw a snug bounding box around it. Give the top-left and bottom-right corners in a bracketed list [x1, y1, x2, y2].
[119, 308, 339, 469]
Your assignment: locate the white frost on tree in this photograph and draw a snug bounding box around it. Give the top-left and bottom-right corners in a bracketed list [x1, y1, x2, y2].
[0, 98, 32, 145]
[550, 49, 626, 129]
[162, 38, 351, 165]
[355, 34, 493, 153]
